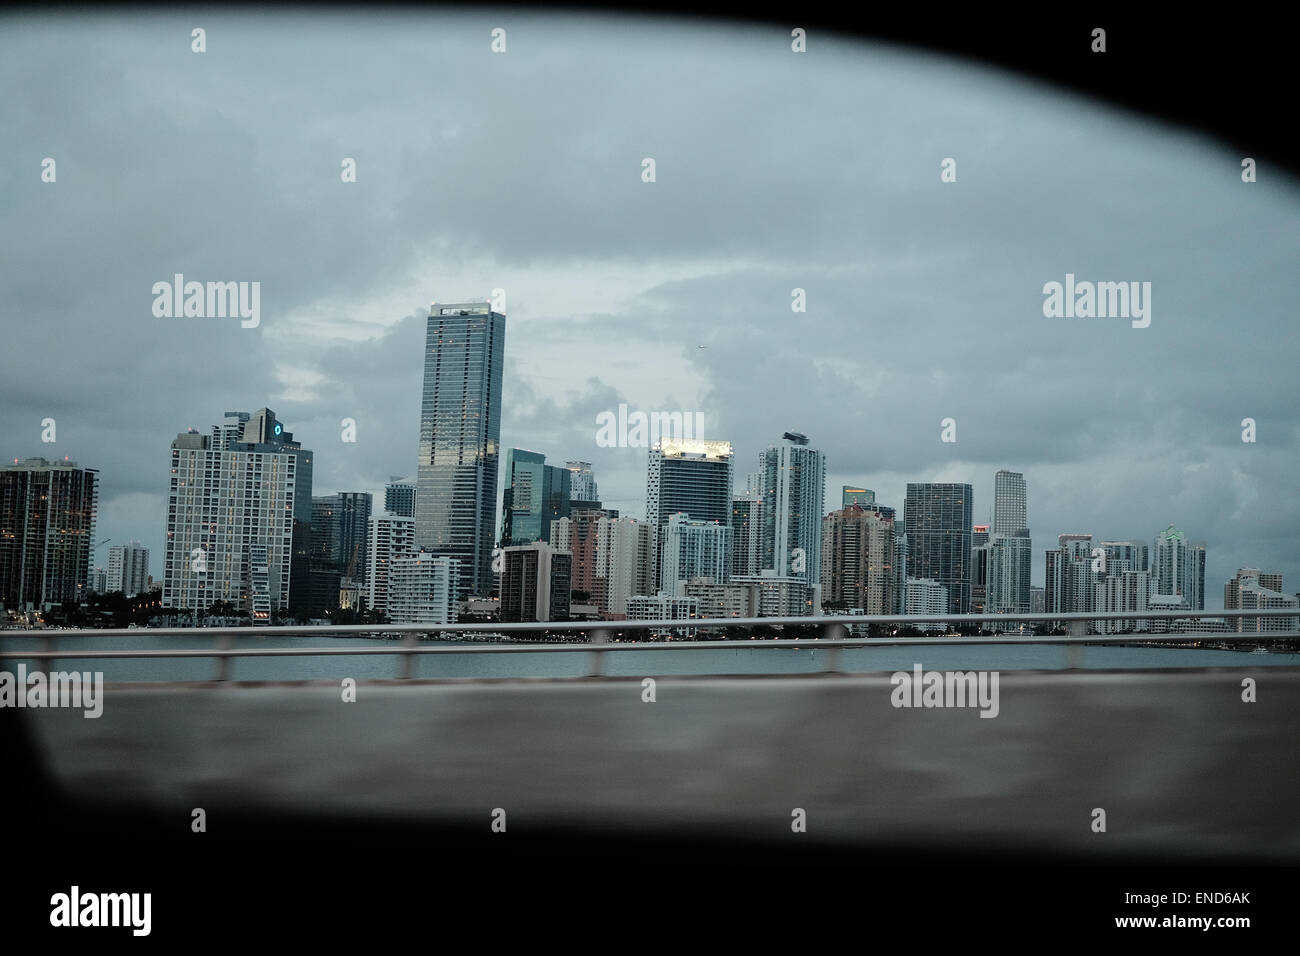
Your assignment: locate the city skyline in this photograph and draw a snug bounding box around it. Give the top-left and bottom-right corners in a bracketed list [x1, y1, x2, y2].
[2, 14, 1296, 607]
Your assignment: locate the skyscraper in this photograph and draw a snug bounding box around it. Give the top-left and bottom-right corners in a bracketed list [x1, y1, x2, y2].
[500, 541, 572, 623]
[387, 551, 458, 625]
[991, 469, 1027, 535]
[239, 407, 314, 616]
[986, 530, 1033, 615]
[758, 433, 827, 612]
[987, 470, 1031, 615]
[821, 504, 896, 614]
[309, 492, 372, 615]
[551, 506, 612, 610]
[1044, 533, 1097, 625]
[730, 494, 764, 577]
[414, 301, 505, 600]
[500, 448, 571, 547]
[0, 457, 99, 611]
[107, 540, 150, 597]
[384, 476, 416, 518]
[552, 514, 655, 616]
[646, 438, 734, 592]
[661, 512, 732, 594]
[1151, 525, 1205, 610]
[842, 486, 875, 508]
[970, 525, 991, 614]
[903, 483, 973, 614]
[565, 461, 598, 503]
[366, 512, 416, 618]
[163, 411, 302, 623]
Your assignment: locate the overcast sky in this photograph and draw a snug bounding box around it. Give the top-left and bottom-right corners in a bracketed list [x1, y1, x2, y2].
[2, 11, 1297, 608]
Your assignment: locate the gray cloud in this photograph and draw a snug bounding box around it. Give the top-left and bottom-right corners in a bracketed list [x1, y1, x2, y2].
[1, 11, 1296, 605]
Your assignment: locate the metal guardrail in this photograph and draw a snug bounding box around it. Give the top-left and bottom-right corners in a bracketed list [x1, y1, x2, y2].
[2, 609, 1296, 680]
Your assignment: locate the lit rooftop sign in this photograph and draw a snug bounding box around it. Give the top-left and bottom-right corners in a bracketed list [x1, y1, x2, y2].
[659, 438, 733, 459]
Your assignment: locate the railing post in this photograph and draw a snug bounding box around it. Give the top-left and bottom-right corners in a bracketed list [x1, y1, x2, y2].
[589, 628, 609, 677]
[821, 622, 847, 674]
[40, 633, 55, 675]
[400, 632, 418, 679]
[214, 633, 233, 682]
[1065, 618, 1087, 669]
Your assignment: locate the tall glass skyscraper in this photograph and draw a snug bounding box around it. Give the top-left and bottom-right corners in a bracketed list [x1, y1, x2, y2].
[988, 470, 1031, 615]
[903, 482, 974, 614]
[500, 449, 571, 547]
[991, 469, 1027, 535]
[414, 301, 505, 600]
[758, 433, 827, 611]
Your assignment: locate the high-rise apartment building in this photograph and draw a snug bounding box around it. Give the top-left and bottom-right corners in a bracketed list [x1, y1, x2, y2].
[1044, 533, 1097, 623]
[163, 411, 305, 623]
[565, 461, 598, 503]
[821, 504, 896, 615]
[986, 531, 1033, 615]
[107, 539, 150, 597]
[730, 494, 764, 578]
[499, 541, 572, 623]
[661, 512, 732, 595]
[758, 433, 826, 612]
[646, 438, 733, 592]
[1151, 525, 1206, 610]
[387, 551, 458, 625]
[551, 511, 651, 618]
[366, 513, 416, 619]
[971, 524, 990, 614]
[0, 457, 99, 611]
[384, 477, 416, 518]
[903, 483, 973, 614]
[728, 571, 809, 617]
[1225, 568, 1297, 633]
[414, 301, 505, 600]
[905, 577, 949, 632]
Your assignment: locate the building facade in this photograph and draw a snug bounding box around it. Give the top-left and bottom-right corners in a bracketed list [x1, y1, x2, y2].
[414, 301, 506, 600]
[820, 505, 896, 615]
[903, 483, 973, 614]
[501, 448, 571, 547]
[107, 539, 150, 597]
[366, 513, 416, 618]
[0, 457, 99, 611]
[499, 541, 572, 623]
[758, 434, 826, 612]
[661, 512, 732, 595]
[162, 413, 303, 623]
[387, 551, 458, 625]
[1151, 525, 1205, 610]
[646, 438, 733, 592]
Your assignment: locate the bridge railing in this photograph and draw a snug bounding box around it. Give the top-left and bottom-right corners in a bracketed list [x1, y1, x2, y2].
[1, 609, 1296, 680]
